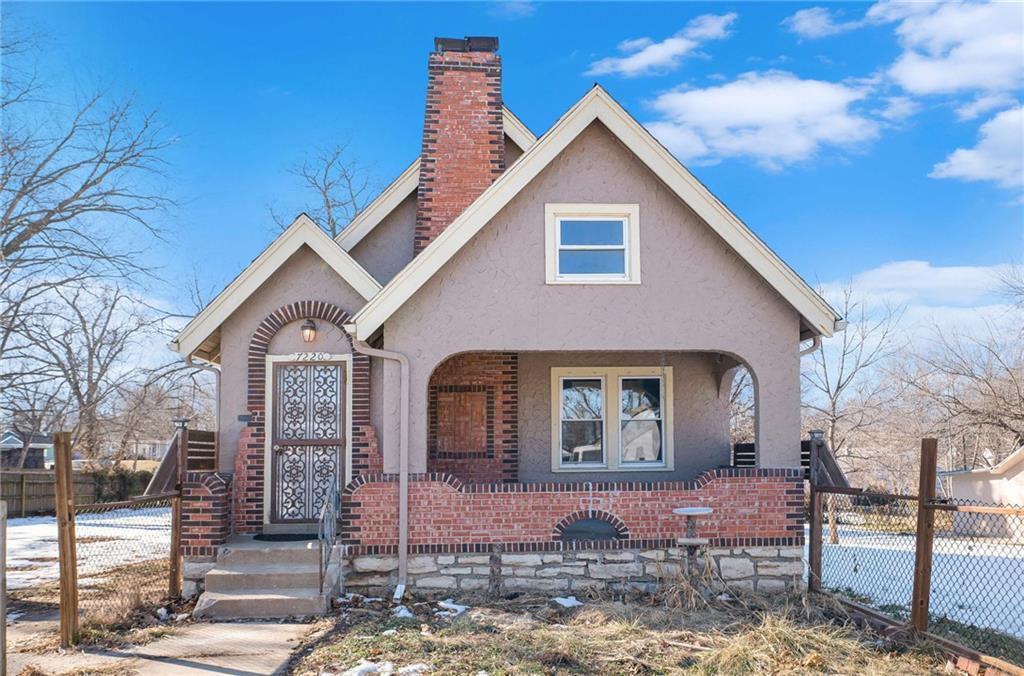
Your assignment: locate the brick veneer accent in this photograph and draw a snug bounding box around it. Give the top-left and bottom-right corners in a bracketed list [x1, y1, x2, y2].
[181, 471, 230, 558]
[234, 300, 376, 534]
[341, 468, 804, 555]
[414, 46, 504, 255]
[426, 352, 518, 483]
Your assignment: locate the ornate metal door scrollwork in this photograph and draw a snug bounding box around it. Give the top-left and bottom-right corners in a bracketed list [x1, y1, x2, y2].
[271, 362, 344, 523]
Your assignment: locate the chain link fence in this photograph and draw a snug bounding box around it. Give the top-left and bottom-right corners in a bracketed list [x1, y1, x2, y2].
[9, 495, 175, 630]
[928, 500, 1024, 664]
[817, 490, 1024, 666]
[72, 496, 175, 626]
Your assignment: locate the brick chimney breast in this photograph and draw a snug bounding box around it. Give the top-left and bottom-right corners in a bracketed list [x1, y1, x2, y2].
[414, 37, 504, 256]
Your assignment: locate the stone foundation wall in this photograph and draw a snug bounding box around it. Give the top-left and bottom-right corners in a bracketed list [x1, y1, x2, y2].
[182, 556, 217, 598]
[344, 546, 805, 596]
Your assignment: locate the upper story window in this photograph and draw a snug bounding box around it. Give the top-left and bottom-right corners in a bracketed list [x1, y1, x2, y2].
[545, 204, 641, 284]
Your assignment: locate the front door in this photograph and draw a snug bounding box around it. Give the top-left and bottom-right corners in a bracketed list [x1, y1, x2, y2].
[270, 361, 345, 524]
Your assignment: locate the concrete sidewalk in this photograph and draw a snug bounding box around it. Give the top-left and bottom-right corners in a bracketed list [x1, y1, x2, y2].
[7, 619, 312, 675]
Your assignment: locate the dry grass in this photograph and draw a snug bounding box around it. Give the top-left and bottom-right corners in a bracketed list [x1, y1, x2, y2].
[290, 594, 950, 675]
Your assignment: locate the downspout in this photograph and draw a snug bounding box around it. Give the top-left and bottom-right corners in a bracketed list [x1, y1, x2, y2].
[348, 332, 410, 602]
[799, 335, 821, 357]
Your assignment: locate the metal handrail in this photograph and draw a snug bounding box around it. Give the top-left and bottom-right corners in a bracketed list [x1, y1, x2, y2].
[317, 480, 340, 594]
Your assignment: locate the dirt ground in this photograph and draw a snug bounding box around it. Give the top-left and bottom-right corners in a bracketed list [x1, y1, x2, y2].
[288, 592, 955, 675]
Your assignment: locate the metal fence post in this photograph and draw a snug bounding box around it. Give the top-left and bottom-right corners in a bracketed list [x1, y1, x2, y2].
[169, 419, 190, 599]
[53, 432, 79, 647]
[807, 430, 824, 592]
[910, 438, 938, 633]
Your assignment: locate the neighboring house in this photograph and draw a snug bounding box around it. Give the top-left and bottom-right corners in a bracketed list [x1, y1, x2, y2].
[0, 430, 53, 469]
[170, 37, 842, 616]
[941, 448, 1024, 541]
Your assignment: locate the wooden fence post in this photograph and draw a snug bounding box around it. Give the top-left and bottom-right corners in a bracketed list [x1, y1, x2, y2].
[910, 438, 938, 633]
[53, 432, 79, 647]
[2, 500, 8, 676]
[20, 473, 27, 518]
[807, 431, 824, 592]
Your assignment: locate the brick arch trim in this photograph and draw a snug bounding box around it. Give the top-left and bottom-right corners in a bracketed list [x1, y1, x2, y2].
[234, 300, 378, 534]
[552, 509, 630, 541]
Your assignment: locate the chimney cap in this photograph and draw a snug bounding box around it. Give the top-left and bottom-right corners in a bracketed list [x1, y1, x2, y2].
[434, 36, 499, 53]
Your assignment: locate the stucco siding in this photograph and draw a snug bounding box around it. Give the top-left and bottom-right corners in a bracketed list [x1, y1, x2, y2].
[517, 351, 731, 483]
[349, 193, 417, 285]
[217, 245, 367, 473]
[382, 121, 802, 473]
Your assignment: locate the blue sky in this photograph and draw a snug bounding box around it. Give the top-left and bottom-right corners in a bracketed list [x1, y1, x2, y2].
[9, 1, 1023, 325]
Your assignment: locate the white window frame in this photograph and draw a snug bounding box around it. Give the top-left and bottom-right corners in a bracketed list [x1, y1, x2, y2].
[551, 366, 673, 472]
[545, 203, 641, 284]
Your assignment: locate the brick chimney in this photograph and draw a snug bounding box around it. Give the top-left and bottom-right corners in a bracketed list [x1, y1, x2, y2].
[414, 37, 504, 256]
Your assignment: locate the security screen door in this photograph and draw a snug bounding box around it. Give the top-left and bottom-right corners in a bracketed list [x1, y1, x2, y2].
[271, 361, 344, 523]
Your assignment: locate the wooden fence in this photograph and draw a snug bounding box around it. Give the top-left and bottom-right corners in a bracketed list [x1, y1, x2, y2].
[0, 470, 96, 517]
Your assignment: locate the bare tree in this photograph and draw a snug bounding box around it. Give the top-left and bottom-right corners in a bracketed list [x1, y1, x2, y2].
[728, 367, 755, 445]
[1, 378, 68, 467]
[270, 143, 375, 238]
[14, 285, 156, 457]
[902, 322, 1024, 468]
[803, 286, 905, 471]
[0, 29, 174, 378]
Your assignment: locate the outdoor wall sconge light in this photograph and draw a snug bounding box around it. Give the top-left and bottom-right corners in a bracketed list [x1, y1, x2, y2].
[300, 319, 317, 343]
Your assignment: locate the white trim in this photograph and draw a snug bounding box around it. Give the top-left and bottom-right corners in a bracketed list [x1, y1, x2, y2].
[351, 86, 840, 341]
[550, 366, 674, 473]
[263, 353, 353, 528]
[336, 107, 538, 252]
[545, 203, 640, 285]
[172, 214, 382, 359]
[336, 158, 420, 252]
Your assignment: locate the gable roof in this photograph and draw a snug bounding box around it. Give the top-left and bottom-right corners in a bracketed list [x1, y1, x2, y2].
[172, 214, 382, 360]
[942, 446, 1024, 478]
[1, 430, 53, 448]
[349, 85, 841, 342]
[336, 107, 537, 252]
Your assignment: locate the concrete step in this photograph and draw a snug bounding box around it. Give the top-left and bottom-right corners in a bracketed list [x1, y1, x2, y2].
[217, 540, 321, 566]
[204, 563, 322, 592]
[193, 588, 327, 620]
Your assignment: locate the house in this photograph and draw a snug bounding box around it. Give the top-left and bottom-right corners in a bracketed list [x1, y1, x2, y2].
[170, 36, 841, 617]
[941, 447, 1024, 541]
[1, 430, 54, 469]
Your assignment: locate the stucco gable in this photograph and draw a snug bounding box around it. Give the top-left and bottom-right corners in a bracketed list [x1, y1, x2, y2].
[350, 86, 841, 342]
[172, 214, 381, 361]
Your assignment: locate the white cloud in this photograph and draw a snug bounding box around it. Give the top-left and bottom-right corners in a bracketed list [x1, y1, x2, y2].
[821, 260, 1014, 334]
[489, 1, 536, 20]
[877, 1, 1024, 97]
[783, 2, 1023, 98]
[931, 106, 1023, 190]
[954, 94, 1015, 121]
[878, 96, 919, 121]
[783, 7, 864, 39]
[586, 13, 736, 77]
[647, 71, 878, 170]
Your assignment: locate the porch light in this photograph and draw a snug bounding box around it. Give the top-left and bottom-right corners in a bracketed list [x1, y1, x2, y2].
[300, 319, 317, 343]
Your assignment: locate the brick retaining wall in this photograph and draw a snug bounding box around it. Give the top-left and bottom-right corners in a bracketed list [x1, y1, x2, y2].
[342, 468, 804, 555]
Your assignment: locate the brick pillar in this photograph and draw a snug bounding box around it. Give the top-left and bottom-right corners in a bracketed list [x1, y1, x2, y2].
[414, 37, 504, 255]
[181, 472, 231, 558]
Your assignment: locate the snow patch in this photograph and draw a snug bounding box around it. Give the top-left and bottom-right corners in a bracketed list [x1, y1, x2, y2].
[433, 599, 468, 618]
[391, 605, 414, 619]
